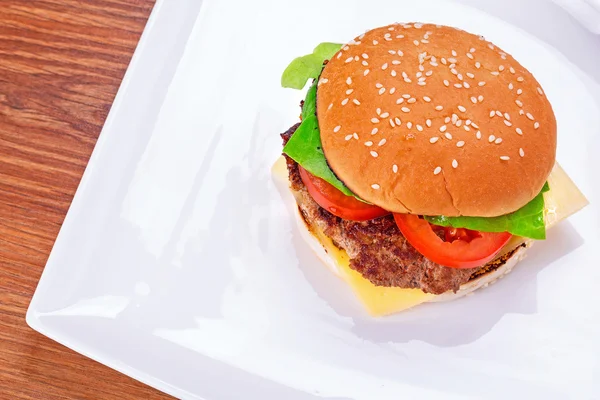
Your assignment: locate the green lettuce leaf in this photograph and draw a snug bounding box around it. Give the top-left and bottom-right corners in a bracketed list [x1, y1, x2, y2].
[281, 42, 343, 89]
[283, 81, 356, 197]
[424, 183, 550, 240]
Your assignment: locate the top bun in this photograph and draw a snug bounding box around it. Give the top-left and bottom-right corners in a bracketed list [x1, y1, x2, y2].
[317, 23, 556, 217]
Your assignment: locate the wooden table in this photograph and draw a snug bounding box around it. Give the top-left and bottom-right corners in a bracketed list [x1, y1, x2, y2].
[0, 1, 171, 398]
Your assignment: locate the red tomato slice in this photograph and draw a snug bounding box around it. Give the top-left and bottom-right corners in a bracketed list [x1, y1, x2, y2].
[299, 166, 390, 221]
[393, 213, 512, 269]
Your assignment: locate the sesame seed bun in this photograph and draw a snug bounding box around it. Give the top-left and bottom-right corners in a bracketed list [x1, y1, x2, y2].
[317, 23, 557, 217]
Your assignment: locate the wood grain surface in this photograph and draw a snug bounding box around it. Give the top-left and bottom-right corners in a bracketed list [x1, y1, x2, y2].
[0, 1, 172, 398]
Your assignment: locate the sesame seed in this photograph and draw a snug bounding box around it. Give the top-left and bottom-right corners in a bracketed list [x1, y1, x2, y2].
[489, 135, 496, 142]
[379, 139, 387, 146]
[452, 50, 457, 57]
[365, 141, 373, 147]
[345, 57, 354, 63]
[426, 119, 432, 127]
[426, 70, 433, 76]
[373, 40, 378, 45]
[371, 184, 380, 190]
[508, 83, 514, 90]
[470, 47, 476, 53]
[395, 117, 402, 125]
[520, 110, 525, 116]
[476, 131, 482, 139]
[517, 89, 523, 95]
[417, 125, 424, 132]
[371, 118, 380, 123]
[402, 94, 411, 99]
[445, 132, 453, 140]
[457, 73, 464, 81]
[515, 99, 523, 107]
[519, 148, 525, 157]
[354, 55, 359, 61]
[491, 71, 500, 76]
[371, 128, 378, 135]
[479, 81, 486, 86]
[388, 26, 395, 31]
[496, 111, 503, 117]
[534, 122, 540, 129]
[408, 98, 417, 104]
[510, 67, 516, 74]
[467, 72, 475, 79]
[417, 82, 426, 86]
[389, 119, 396, 128]
[436, 105, 444, 111]
[414, 23, 423, 28]
[443, 80, 450, 87]
[377, 108, 382, 115]
[376, 83, 383, 89]
[341, 98, 349, 106]
[343, 46, 350, 51]
[388, 50, 396, 55]
[402, 107, 410, 113]
[413, 40, 420, 46]
[380, 112, 390, 118]
[392, 60, 401, 65]
[456, 120, 463, 127]
[441, 58, 447, 65]
[345, 135, 352, 141]
[440, 125, 447, 132]
[334, 125, 341, 132]
[434, 166, 442, 175]
[370, 151, 378, 158]
[516, 127, 523, 135]
[382, 63, 388, 70]
[478, 95, 484, 102]
[488, 44, 495, 50]
[421, 39, 429, 44]
[451, 68, 458, 75]
[463, 82, 470, 88]
[416, 72, 423, 78]
[517, 76, 525, 82]
[475, 62, 481, 68]
[454, 83, 463, 88]
[495, 138, 503, 144]
[430, 61, 438, 67]
[397, 50, 404, 56]
[402, 72, 408, 79]
[472, 122, 479, 129]
[500, 156, 510, 161]
[430, 137, 439, 143]
[396, 35, 404, 39]
[391, 70, 397, 77]
[504, 113, 511, 120]
[393, 164, 398, 173]
[452, 159, 458, 168]
[458, 105, 467, 112]
[379, 88, 386, 95]
[423, 96, 431, 102]
[328, 103, 333, 110]
[456, 141, 465, 147]
[489, 110, 495, 118]
[467, 53, 474, 59]
[445, 117, 451, 123]
[464, 125, 471, 131]
[364, 69, 370, 76]
[353, 99, 360, 105]
[465, 120, 472, 126]
[407, 122, 413, 129]
[319, 78, 329, 85]
[390, 87, 396, 94]
[499, 65, 505, 72]
[337, 52, 342, 59]
[526, 113, 534, 120]
[396, 98, 404, 104]
[471, 97, 478, 104]
[362, 60, 368, 66]
[353, 133, 359, 140]
[346, 77, 352, 85]
[362, 53, 369, 59]
[537, 87, 544, 95]
[346, 89, 354, 95]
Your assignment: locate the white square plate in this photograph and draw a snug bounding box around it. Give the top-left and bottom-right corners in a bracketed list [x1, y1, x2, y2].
[27, 0, 600, 398]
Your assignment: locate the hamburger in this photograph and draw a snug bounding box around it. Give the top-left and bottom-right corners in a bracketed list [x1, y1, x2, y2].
[274, 23, 589, 315]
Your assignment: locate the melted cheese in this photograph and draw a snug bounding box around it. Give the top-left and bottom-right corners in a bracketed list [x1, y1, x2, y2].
[273, 157, 588, 316]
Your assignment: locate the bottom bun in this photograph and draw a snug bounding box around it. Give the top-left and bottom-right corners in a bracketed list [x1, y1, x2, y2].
[294, 206, 533, 310]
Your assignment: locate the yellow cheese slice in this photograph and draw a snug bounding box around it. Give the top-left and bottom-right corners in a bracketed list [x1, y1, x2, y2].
[273, 158, 589, 316]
